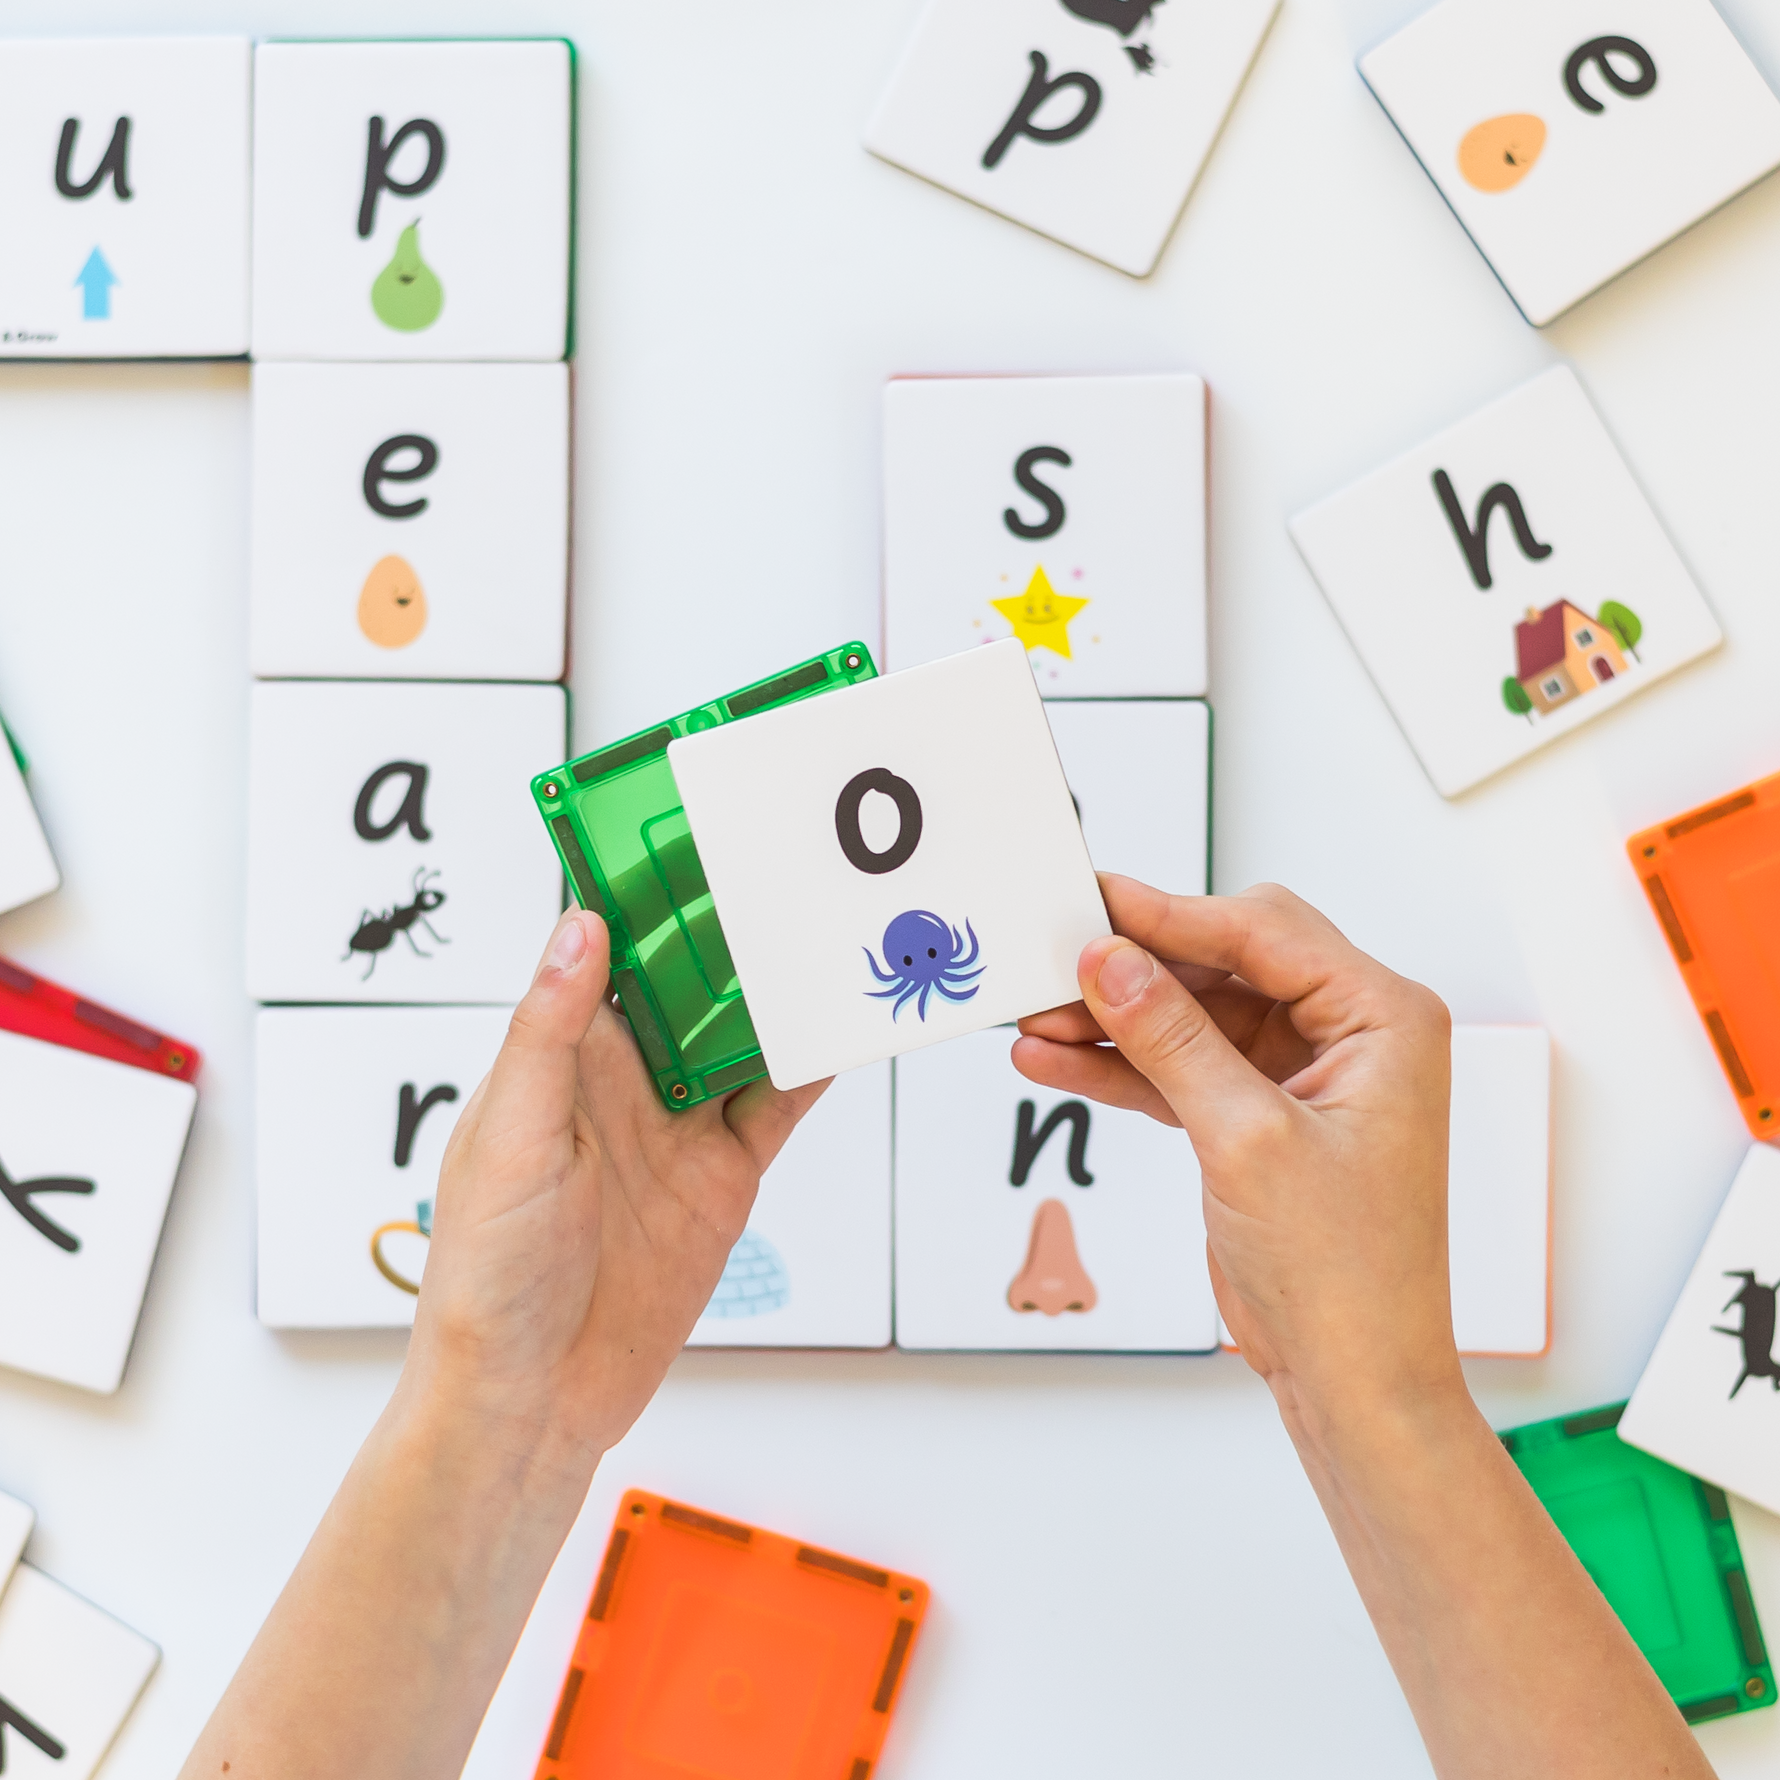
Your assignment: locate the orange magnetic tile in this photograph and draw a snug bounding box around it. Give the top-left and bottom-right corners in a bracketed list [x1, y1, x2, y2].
[1628, 772, 1780, 1139]
[534, 1491, 929, 1780]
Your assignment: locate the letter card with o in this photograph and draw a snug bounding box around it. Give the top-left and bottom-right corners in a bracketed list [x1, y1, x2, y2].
[1361, 0, 1780, 328]
[668, 640, 1109, 1089]
[1290, 366, 1720, 798]
[865, 0, 1279, 276]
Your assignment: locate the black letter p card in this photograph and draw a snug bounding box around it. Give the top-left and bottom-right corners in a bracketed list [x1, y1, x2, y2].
[670, 640, 1109, 1089]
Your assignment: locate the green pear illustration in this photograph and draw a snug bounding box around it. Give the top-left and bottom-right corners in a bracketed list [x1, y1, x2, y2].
[371, 221, 443, 332]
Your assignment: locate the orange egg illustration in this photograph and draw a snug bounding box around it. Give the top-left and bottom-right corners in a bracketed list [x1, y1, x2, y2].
[357, 554, 428, 649]
[1457, 113, 1547, 193]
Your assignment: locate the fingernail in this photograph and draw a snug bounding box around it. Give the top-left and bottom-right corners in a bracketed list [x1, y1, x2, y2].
[546, 913, 588, 974]
[1097, 942, 1155, 1008]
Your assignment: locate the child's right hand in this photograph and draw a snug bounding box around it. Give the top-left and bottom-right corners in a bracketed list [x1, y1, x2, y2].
[1014, 876, 1457, 1424]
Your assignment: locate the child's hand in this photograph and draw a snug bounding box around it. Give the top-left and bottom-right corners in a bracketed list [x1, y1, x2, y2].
[1014, 875, 1455, 1420]
[408, 909, 827, 1468]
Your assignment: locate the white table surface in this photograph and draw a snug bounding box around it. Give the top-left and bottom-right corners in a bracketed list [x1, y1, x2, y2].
[2, 2, 1780, 1774]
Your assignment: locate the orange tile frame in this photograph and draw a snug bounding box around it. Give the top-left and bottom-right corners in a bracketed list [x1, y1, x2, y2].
[1628, 771, 1780, 1140]
[534, 1490, 930, 1780]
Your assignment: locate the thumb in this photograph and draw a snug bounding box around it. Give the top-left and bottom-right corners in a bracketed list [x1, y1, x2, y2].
[473, 910, 611, 1152]
[1081, 937, 1284, 1149]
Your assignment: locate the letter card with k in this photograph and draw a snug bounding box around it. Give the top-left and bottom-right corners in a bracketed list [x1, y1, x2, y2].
[0, 1029, 196, 1394]
[669, 640, 1109, 1089]
[1290, 366, 1720, 798]
[865, 0, 1279, 276]
[1622, 1144, 1780, 1521]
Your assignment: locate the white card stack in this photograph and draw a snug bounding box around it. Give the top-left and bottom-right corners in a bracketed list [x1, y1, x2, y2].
[0, 1566, 159, 1779]
[247, 41, 575, 1328]
[0, 1488, 157, 1777]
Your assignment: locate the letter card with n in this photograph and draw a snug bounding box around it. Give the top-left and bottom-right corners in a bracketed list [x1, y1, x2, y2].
[865, 0, 1279, 276]
[668, 640, 1109, 1089]
[1622, 1144, 1780, 1522]
[1290, 366, 1720, 798]
[894, 1028, 1217, 1352]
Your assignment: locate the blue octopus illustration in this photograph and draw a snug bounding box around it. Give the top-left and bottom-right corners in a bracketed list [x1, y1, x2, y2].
[864, 909, 985, 1020]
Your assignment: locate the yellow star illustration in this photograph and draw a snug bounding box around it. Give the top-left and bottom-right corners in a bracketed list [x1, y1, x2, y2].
[990, 565, 1089, 661]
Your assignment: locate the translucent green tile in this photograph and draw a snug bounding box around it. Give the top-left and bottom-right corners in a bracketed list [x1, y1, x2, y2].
[1502, 1401, 1775, 1724]
[531, 643, 876, 1111]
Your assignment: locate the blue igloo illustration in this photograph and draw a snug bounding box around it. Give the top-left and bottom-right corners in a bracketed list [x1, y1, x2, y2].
[705, 1229, 790, 1318]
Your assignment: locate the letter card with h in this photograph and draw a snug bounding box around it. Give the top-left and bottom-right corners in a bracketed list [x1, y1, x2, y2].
[1290, 366, 1720, 798]
[668, 640, 1109, 1089]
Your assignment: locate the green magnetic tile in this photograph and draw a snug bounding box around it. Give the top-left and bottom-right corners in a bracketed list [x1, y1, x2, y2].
[532, 644, 876, 1112]
[1502, 1401, 1775, 1724]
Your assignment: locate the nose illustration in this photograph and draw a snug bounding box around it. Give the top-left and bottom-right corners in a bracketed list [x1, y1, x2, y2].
[1457, 114, 1547, 192]
[1007, 1198, 1097, 1316]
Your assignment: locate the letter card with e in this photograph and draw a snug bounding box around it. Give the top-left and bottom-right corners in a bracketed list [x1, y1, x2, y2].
[865, 0, 1280, 276]
[1621, 1144, 1780, 1523]
[669, 639, 1109, 1089]
[1290, 366, 1721, 798]
[1361, 0, 1780, 328]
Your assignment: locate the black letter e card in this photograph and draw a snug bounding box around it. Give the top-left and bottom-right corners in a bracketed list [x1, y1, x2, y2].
[670, 639, 1109, 1089]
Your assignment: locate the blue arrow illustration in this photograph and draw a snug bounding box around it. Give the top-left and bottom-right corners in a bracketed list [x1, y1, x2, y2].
[74, 247, 118, 320]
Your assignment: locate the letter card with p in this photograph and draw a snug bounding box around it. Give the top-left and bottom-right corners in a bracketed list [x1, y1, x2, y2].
[669, 640, 1109, 1089]
[865, 0, 1280, 276]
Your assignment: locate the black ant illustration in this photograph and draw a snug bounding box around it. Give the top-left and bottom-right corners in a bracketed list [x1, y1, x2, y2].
[344, 867, 450, 979]
[0, 1150, 93, 1253]
[1714, 1270, 1780, 1398]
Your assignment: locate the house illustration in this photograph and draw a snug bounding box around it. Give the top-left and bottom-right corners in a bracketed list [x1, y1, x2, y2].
[1513, 600, 1628, 716]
